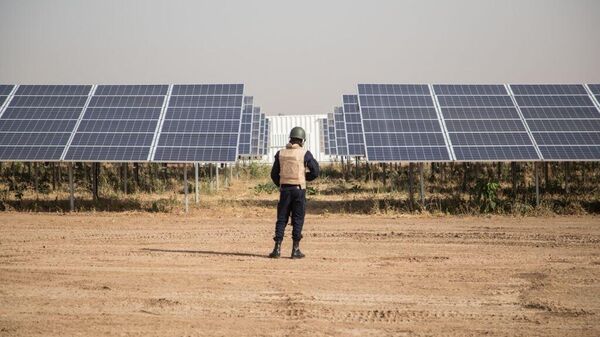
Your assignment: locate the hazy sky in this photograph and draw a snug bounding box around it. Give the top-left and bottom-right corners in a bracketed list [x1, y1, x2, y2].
[1, 0, 599, 114]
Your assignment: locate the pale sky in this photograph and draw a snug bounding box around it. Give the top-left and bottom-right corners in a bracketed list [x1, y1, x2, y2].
[1, 0, 599, 114]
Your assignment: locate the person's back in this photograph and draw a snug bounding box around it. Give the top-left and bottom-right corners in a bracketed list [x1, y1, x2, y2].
[268, 127, 319, 259]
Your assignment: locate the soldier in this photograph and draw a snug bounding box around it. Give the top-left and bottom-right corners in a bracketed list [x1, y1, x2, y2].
[268, 126, 320, 259]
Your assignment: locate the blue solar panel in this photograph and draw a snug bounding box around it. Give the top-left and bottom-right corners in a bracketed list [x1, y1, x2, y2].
[66, 146, 149, 161]
[250, 106, 261, 156]
[519, 107, 599, 119]
[154, 147, 237, 162]
[327, 112, 337, 156]
[71, 133, 155, 146]
[65, 85, 165, 161]
[152, 84, 243, 163]
[15, 85, 92, 96]
[0, 85, 90, 161]
[343, 94, 365, 156]
[95, 85, 168, 96]
[359, 83, 451, 162]
[334, 106, 348, 155]
[0, 85, 15, 96]
[322, 118, 330, 155]
[511, 84, 600, 160]
[434, 84, 539, 161]
[261, 118, 270, 156]
[238, 96, 254, 156]
[10, 96, 88, 107]
[170, 84, 243, 96]
[169, 96, 242, 107]
[358, 84, 430, 95]
[88, 96, 164, 108]
[588, 84, 600, 95]
[258, 112, 265, 156]
[510, 84, 588, 95]
[433, 85, 507, 95]
[437, 95, 515, 107]
[361, 107, 438, 119]
[514, 95, 594, 107]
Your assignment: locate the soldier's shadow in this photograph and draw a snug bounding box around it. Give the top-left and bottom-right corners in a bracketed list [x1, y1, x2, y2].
[141, 248, 268, 259]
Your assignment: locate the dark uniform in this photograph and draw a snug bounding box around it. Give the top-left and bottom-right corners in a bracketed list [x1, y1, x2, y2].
[268, 127, 319, 259]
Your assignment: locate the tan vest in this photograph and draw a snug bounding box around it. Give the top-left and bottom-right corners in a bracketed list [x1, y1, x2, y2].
[279, 143, 307, 189]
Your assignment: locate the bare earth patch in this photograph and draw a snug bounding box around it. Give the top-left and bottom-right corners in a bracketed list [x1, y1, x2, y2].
[0, 212, 599, 336]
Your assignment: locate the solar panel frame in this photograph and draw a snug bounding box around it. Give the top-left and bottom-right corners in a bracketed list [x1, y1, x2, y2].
[434, 84, 541, 162]
[511, 84, 600, 161]
[342, 94, 366, 157]
[151, 84, 244, 163]
[358, 84, 452, 162]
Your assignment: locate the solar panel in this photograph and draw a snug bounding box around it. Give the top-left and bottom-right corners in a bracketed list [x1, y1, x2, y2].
[0, 85, 15, 107]
[587, 84, 600, 104]
[64, 85, 166, 161]
[342, 94, 365, 157]
[511, 84, 600, 160]
[250, 106, 261, 156]
[0, 85, 92, 161]
[262, 118, 270, 156]
[238, 96, 254, 157]
[152, 84, 243, 163]
[334, 106, 348, 156]
[258, 112, 265, 156]
[322, 118, 330, 155]
[358, 84, 451, 162]
[433, 84, 540, 161]
[327, 112, 337, 156]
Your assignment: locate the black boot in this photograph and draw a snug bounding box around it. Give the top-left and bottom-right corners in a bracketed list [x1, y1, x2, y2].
[291, 240, 305, 259]
[269, 241, 281, 258]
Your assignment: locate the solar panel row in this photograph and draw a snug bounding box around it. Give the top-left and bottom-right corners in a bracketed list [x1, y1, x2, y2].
[342, 94, 366, 156]
[349, 84, 600, 162]
[0, 84, 245, 162]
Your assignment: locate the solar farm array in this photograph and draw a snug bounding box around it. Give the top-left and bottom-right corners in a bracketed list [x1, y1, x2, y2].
[324, 84, 600, 162]
[0, 84, 270, 162]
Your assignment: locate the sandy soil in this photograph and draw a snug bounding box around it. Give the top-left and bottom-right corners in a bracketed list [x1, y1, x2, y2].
[1, 212, 599, 336]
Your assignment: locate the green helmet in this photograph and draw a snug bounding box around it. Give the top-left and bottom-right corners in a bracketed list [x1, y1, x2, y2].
[289, 126, 306, 141]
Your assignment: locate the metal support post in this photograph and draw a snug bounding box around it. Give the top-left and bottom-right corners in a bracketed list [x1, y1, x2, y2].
[194, 162, 199, 204]
[123, 163, 128, 194]
[216, 164, 220, 191]
[69, 163, 74, 212]
[419, 163, 425, 206]
[184, 164, 189, 213]
[535, 162, 540, 207]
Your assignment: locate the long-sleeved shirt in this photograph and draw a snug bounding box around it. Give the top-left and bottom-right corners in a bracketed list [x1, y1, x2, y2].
[270, 149, 320, 187]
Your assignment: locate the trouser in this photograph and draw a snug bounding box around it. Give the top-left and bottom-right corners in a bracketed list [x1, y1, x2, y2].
[273, 185, 306, 242]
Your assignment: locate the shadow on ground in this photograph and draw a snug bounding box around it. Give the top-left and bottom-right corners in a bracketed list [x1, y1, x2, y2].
[141, 248, 269, 259]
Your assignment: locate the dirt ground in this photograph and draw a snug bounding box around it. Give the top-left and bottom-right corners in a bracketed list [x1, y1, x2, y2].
[1, 212, 599, 337]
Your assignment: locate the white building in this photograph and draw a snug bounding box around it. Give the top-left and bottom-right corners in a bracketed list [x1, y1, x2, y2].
[265, 114, 329, 163]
